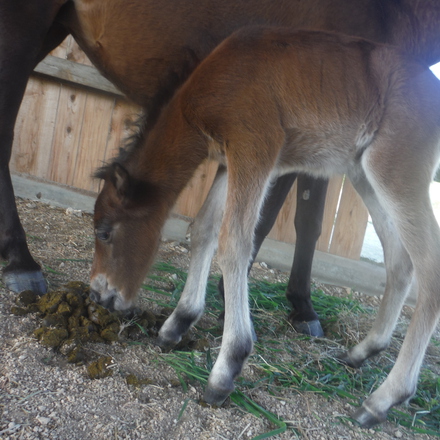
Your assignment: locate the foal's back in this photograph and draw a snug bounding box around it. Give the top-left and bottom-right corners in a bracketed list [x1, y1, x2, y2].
[180, 28, 440, 176]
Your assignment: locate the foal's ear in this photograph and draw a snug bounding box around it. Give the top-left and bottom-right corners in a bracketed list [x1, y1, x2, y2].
[110, 163, 132, 200]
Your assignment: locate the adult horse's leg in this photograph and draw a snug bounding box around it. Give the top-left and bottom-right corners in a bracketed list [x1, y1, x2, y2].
[0, 1, 69, 293]
[286, 176, 328, 336]
[217, 173, 327, 336]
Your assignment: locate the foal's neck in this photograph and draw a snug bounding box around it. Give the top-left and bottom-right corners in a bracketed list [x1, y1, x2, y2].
[130, 96, 209, 205]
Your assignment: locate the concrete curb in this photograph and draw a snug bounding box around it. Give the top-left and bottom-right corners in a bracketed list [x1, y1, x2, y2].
[11, 173, 416, 306]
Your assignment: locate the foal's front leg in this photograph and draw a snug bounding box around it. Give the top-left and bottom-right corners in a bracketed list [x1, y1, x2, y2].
[203, 159, 275, 405]
[157, 167, 227, 348]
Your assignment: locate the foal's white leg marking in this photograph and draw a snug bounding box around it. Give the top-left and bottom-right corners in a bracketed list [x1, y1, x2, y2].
[343, 170, 414, 367]
[353, 134, 440, 426]
[158, 166, 227, 346]
[204, 151, 277, 404]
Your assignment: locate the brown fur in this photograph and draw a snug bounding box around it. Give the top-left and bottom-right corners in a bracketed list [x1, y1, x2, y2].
[63, 0, 440, 123]
[92, 28, 440, 426]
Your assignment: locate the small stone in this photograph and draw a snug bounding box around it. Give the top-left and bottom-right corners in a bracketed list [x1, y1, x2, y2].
[394, 430, 403, 438]
[66, 207, 82, 217]
[36, 416, 51, 425]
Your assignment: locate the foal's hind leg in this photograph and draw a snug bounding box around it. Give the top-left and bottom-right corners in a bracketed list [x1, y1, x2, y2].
[0, 1, 69, 294]
[157, 167, 227, 348]
[337, 170, 414, 369]
[351, 141, 440, 428]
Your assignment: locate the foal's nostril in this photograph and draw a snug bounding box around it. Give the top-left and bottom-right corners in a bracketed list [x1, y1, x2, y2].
[89, 289, 101, 303]
[102, 296, 116, 312]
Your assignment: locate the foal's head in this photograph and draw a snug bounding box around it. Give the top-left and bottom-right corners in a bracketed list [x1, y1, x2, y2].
[90, 162, 168, 311]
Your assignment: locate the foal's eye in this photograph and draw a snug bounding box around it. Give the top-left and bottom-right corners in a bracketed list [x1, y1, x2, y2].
[95, 229, 112, 242]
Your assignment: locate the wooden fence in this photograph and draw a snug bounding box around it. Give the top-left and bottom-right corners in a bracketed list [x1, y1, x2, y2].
[10, 37, 369, 260]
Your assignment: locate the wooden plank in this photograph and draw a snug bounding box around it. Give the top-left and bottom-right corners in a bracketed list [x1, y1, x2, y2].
[71, 93, 115, 192]
[175, 160, 218, 218]
[33, 55, 123, 97]
[267, 182, 298, 243]
[48, 84, 88, 185]
[67, 38, 93, 66]
[11, 77, 60, 180]
[329, 179, 368, 259]
[49, 35, 70, 59]
[316, 176, 344, 252]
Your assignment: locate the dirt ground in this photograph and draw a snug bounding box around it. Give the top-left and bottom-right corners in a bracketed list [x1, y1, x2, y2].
[0, 198, 439, 440]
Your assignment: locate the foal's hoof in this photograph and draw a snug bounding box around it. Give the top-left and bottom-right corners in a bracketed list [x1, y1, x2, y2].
[353, 404, 387, 428]
[203, 384, 233, 407]
[334, 350, 364, 369]
[3, 270, 47, 295]
[155, 334, 178, 352]
[291, 319, 324, 337]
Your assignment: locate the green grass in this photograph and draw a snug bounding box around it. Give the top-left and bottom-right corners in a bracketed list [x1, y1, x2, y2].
[43, 265, 66, 276]
[139, 262, 440, 438]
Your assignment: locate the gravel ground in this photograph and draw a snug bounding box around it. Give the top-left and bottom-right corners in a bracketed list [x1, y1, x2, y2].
[0, 198, 439, 440]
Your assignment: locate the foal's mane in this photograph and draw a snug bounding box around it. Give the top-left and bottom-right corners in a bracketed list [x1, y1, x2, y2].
[93, 113, 149, 180]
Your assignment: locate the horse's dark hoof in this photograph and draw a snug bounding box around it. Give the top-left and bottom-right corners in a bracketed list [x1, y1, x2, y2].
[353, 404, 387, 428]
[203, 384, 232, 406]
[3, 270, 47, 295]
[292, 319, 324, 337]
[335, 350, 364, 369]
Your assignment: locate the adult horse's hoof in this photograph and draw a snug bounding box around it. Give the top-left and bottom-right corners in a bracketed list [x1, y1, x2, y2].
[353, 404, 387, 428]
[3, 270, 47, 295]
[291, 319, 324, 337]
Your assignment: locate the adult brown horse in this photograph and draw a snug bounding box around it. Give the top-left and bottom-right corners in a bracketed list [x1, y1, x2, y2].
[91, 28, 440, 427]
[1, 0, 439, 334]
